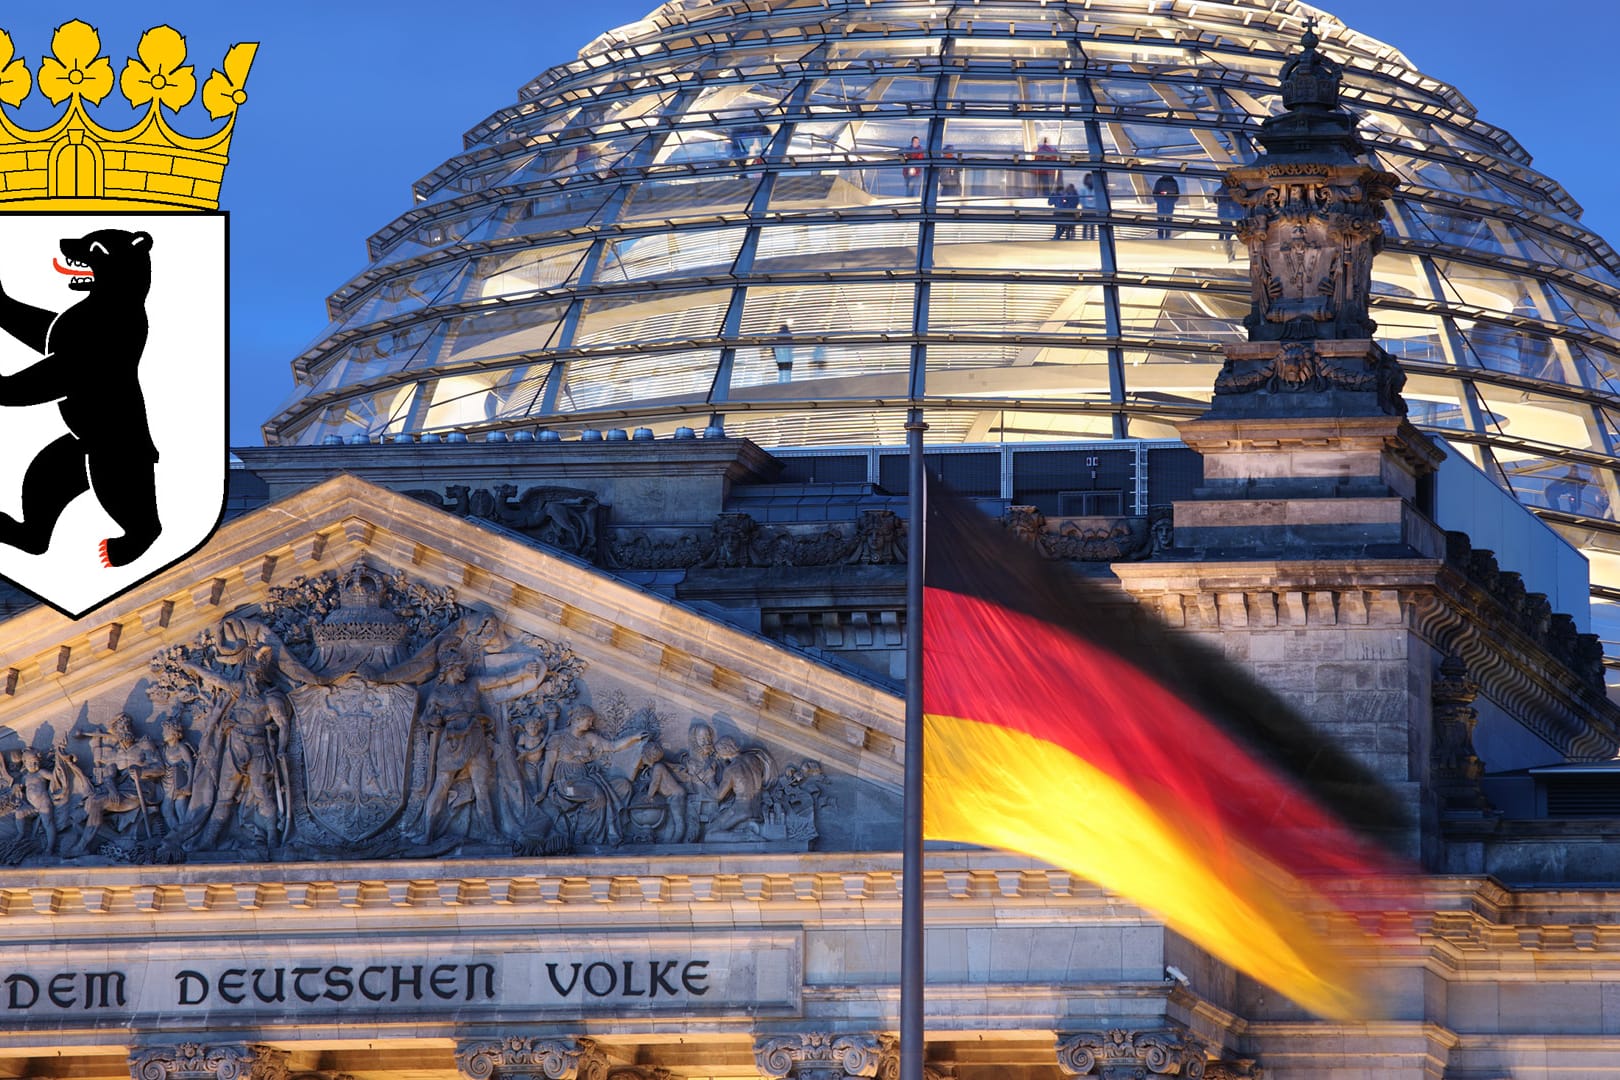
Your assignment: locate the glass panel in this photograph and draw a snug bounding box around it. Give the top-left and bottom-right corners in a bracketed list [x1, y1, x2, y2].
[768, 165, 921, 211]
[933, 221, 1104, 271]
[477, 189, 616, 241]
[754, 221, 920, 271]
[331, 262, 466, 333]
[1117, 286, 1248, 345]
[738, 283, 915, 338]
[728, 341, 910, 396]
[598, 228, 747, 282]
[927, 282, 1098, 337]
[808, 74, 935, 106]
[418, 304, 570, 367]
[615, 174, 763, 225]
[450, 243, 592, 303]
[984, 408, 1119, 441]
[1474, 382, 1606, 456]
[423, 365, 551, 430]
[575, 289, 732, 348]
[559, 347, 720, 412]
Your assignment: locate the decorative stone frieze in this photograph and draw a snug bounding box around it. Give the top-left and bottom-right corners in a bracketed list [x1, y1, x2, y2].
[129, 1044, 289, 1080]
[754, 1033, 884, 1080]
[1054, 1029, 1206, 1079]
[606, 509, 906, 571]
[456, 1037, 608, 1080]
[403, 484, 602, 560]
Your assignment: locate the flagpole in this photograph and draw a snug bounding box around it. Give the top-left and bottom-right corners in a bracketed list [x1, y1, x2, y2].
[900, 404, 925, 1080]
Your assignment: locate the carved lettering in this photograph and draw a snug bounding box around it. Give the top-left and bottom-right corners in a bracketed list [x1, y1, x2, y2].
[46, 973, 74, 1009]
[5, 974, 36, 1009]
[219, 969, 246, 1004]
[682, 960, 710, 995]
[546, 962, 581, 996]
[430, 964, 458, 1000]
[583, 961, 616, 997]
[648, 960, 678, 998]
[292, 967, 322, 1003]
[82, 972, 125, 1009]
[358, 966, 388, 1002]
[324, 966, 353, 1001]
[252, 967, 285, 1003]
[391, 965, 424, 1002]
[621, 960, 645, 997]
[466, 962, 495, 1000]
[175, 971, 208, 1005]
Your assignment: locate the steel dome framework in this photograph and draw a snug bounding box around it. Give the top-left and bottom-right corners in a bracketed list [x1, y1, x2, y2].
[262, 0, 1620, 619]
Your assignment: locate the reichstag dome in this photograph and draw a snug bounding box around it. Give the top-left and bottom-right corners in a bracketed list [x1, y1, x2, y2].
[261, 0, 1620, 623]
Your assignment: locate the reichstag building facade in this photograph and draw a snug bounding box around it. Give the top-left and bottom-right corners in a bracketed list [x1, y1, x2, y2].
[2, 2, 1620, 1079]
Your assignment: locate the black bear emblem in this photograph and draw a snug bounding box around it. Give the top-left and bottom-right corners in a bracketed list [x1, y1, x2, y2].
[0, 228, 162, 567]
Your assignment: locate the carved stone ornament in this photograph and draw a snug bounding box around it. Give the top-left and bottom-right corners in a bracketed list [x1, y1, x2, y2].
[873, 1034, 952, 1080]
[1432, 653, 1488, 811]
[130, 1044, 289, 1080]
[403, 484, 602, 560]
[456, 1037, 608, 1080]
[0, 560, 831, 866]
[607, 510, 906, 571]
[1207, 23, 1408, 419]
[1002, 507, 1155, 562]
[1055, 1030, 1206, 1080]
[754, 1033, 884, 1080]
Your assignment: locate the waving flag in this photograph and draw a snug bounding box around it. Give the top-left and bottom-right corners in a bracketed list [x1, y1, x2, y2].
[919, 481, 1410, 1019]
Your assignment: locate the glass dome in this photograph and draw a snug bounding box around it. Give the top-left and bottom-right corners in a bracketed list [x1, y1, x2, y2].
[262, 0, 1620, 611]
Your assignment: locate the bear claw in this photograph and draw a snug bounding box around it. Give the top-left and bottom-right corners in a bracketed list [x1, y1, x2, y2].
[98, 539, 112, 568]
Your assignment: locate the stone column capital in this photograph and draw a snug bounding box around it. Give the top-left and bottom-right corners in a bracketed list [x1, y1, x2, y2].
[129, 1044, 289, 1080]
[456, 1037, 609, 1080]
[754, 1033, 884, 1080]
[1055, 1029, 1206, 1080]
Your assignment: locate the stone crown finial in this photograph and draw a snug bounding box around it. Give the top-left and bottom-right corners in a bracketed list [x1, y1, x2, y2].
[1278, 17, 1342, 111]
[1256, 18, 1364, 163]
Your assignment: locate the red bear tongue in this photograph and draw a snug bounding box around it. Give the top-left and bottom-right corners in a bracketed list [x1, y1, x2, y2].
[52, 258, 93, 277]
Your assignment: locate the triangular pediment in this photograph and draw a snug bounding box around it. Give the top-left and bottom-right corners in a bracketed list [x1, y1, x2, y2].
[0, 473, 901, 866]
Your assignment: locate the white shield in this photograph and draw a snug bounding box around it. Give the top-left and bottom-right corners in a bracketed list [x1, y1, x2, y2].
[290, 680, 417, 843]
[0, 212, 226, 617]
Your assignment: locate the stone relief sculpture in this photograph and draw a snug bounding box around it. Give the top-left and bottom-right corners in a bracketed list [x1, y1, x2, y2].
[0, 560, 832, 865]
[608, 509, 906, 571]
[403, 484, 602, 559]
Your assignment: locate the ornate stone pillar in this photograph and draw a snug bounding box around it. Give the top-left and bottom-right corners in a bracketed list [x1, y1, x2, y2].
[129, 1044, 289, 1080]
[1174, 19, 1446, 563]
[754, 1033, 884, 1080]
[456, 1037, 609, 1080]
[1054, 1029, 1206, 1079]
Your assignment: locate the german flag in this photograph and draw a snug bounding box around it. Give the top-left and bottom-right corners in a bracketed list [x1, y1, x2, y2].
[920, 481, 1410, 1019]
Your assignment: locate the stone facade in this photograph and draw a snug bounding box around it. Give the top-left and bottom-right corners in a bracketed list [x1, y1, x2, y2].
[0, 466, 1608, 1079]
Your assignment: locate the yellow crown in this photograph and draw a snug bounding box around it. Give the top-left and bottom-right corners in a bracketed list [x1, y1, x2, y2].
[0, 20, 256, 211]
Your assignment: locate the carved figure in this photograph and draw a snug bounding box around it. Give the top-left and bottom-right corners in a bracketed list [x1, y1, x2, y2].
[182, 641, 297, 851]
[157, 719, 196, 832]
[410, 636, 547, 845]
[491, 484, 601, 557]
[69, 713, 161, 855]
[848, 510, 905, 565]
[706, 736, 777, 838]
[703, 513, 759, 569]
[679, 722, 720, 799]
[627, 740, 689, 844]
[536, 706, 646, 847]
[12, 748, 59, 854]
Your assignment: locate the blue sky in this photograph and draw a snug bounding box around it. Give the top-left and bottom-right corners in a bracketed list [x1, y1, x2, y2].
[2, 2, 1611, 445]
